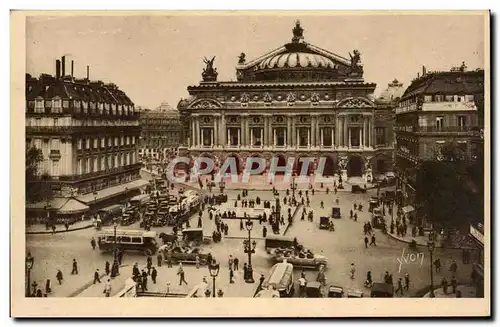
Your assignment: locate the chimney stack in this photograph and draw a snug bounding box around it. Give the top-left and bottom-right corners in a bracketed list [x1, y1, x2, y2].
[417, 72, 420, 78]
[86, 65, 89, 80]
[71, 60, 74, 78]
[56, 59, 61, 79]
[422, 65, 427, 76]
[61, 56, 66, 77]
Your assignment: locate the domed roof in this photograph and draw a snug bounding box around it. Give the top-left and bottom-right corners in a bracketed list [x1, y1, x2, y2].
[258, 52, 336, 70]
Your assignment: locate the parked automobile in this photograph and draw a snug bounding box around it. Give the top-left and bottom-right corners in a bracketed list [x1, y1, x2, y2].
[272, 248, 327, 269]
[370, 283, 394, 297]
[351, 185, 367, 194]
[170, 246, 209, 265]
[328, 285, 344, 298]
[331, 206, 341, 219]
[305, 282, 322, 298]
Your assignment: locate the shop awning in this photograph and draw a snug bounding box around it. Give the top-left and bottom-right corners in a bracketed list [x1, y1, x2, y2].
[77, 179, 150, 205]
[402, 205, 415, 214]
[58, 199, 89, 215]
[26, 197, 89, 215]
[26, 197, 70, 211]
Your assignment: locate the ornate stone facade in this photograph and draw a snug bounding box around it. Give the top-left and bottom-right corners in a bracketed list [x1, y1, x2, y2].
[178, 22, 394, 182]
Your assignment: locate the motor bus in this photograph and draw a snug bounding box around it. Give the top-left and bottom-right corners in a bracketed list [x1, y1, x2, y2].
[97, 229, 158, 256]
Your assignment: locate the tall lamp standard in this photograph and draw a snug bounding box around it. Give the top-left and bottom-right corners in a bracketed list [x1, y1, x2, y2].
[25, 254, 34, 297]
[243, 219, 257, 283]
[110, 220, 120, 278]
[208, 261, 220, 298]
[427, 241, 436, 298]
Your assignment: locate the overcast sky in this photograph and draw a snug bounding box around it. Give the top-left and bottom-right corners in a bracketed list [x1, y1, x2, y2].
[26, 13, 486, 109]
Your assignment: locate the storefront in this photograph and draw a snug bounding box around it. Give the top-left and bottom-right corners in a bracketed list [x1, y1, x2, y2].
[469, 222, 484, 298]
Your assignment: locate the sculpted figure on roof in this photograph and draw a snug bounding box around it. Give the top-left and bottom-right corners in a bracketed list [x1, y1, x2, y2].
[348, 49, 363, 76]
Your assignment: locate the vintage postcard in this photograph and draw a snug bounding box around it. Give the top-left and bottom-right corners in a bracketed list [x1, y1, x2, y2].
[11, 11, 490, 317]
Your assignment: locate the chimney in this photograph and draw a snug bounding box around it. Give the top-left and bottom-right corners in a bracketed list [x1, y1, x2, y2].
[56, 59, 61, 79]
[86, 65, 89, 80]
[417, 72, 420, 78]
[61, 56, 66, 77]
[422, 65, 427, 76]
[71, 60, 74, 78]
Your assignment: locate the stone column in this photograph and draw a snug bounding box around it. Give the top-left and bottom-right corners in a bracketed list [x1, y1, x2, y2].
[291, 116, 296, 147]
[310, 116, 315, 147]
[240, 117, 245, 147]
[336, 116, 341, 147]
[307, 129, 311, 148]
[273, 128, 277, 146]
[320, 128, 324, 147]
[344, 117, 348, 147]
[268, 117, 273, 147]
[221, 114, 226, 147]
[237, 129, 241, 147]
[191, 118, 195, 147]
[331, 128, 334, 148]
[287, 116, 292, 147]
[194, 116, 200, 147]
[359, 127, 362, 148]
[367, 117, 371, 147]
[213, 117, 218, 147]
[316, 116, 320, 148]
[201, 128, 204, 147]
[250, 127, 254, 148]
[227, 128, 230, 146]
[348, 127, 351, 147]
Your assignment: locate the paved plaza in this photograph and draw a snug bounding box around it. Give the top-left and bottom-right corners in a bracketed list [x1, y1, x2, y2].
[26, 174, 478, 298]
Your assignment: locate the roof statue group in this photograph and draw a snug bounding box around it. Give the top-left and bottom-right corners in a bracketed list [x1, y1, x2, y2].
[200, 21, 364, 82]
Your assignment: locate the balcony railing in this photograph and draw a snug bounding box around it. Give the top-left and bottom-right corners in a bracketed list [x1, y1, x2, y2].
[27, 125, 141, 134]
[416, 126, 476, 133]
[57, 163, 142, 182]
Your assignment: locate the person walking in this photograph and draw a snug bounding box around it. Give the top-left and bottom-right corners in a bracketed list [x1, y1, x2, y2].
[141, 270, 148, 291]
[350, 263, 356, 280]
[90, 237, 96, 250]
[151, 267, 157, 284]
[71, 259, 78, 275]
[298, 275, 307, 297]
[228, 255, 234, 271]
[370, 235, 377, 246]
[354, 212, 358, 222]
[441, 277, 449, 295]
[262, 226, 267, 238]
[451, 276, 458, 294]
[105, 261, 110, 276]
[364, 236, 369, 248]
[146, 256, 153, 275]
[434, 258, 441, 273]
[229, 269, 235, 284]
[195, 255, 200, 269]
[157, 253, 163, 267]
[233, 257, 239, 271]
[320, 201, 324, 209]
[56, 270, 63, 285]
[93, 269, 101, 284]
[395, 278, 404, 296]
[104, 278, 112, 297]
[404, 273, 410, 290]
[449, 260, 458, 278]
[178, 263, 188, 286]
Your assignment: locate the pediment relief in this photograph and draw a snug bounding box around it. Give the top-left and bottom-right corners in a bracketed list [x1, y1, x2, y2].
[336, 97, 375, 108]
[187, 98, 222, 110]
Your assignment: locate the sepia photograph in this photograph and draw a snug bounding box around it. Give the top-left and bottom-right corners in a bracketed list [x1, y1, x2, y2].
[11, 10, 490, 317]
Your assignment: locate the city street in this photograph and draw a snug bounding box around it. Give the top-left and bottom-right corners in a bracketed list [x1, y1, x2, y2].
[26, 180, 475, 298]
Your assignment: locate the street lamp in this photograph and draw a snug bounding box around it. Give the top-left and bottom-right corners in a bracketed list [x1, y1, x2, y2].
[111, 220, 120, 278]
[427, 241, 436, 298]
[208, 261, 220, 298]
[243, 219, 257, 283]
[25, 254, 34, 297]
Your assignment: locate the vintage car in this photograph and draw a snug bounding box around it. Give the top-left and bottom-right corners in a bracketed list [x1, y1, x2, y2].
[368, 197, 379, 213]
[121, 213, 135, 226]
[272, 248, 327, 269]
[319, 216, 330, 230]
[351, 184, 367, 194]
[372, 208, 385, 229]
[331, 206, 341, 219]
[305, 281, 322, 298]
[169, 246, 209, 265]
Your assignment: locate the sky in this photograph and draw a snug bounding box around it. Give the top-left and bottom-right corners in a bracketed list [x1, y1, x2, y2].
[26, 13, 486, 109]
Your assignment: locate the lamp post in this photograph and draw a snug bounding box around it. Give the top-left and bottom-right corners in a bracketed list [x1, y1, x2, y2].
[427, 240, 435, 298]
[208, 261, 220, 298]
[25, 254, 34, 297]
[243, 218, 257, 283]
[111, 220, 120, 278]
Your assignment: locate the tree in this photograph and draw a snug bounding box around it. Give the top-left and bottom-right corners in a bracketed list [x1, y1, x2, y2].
[25, 146, 53, 203]
[415, 141, 481, 231]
